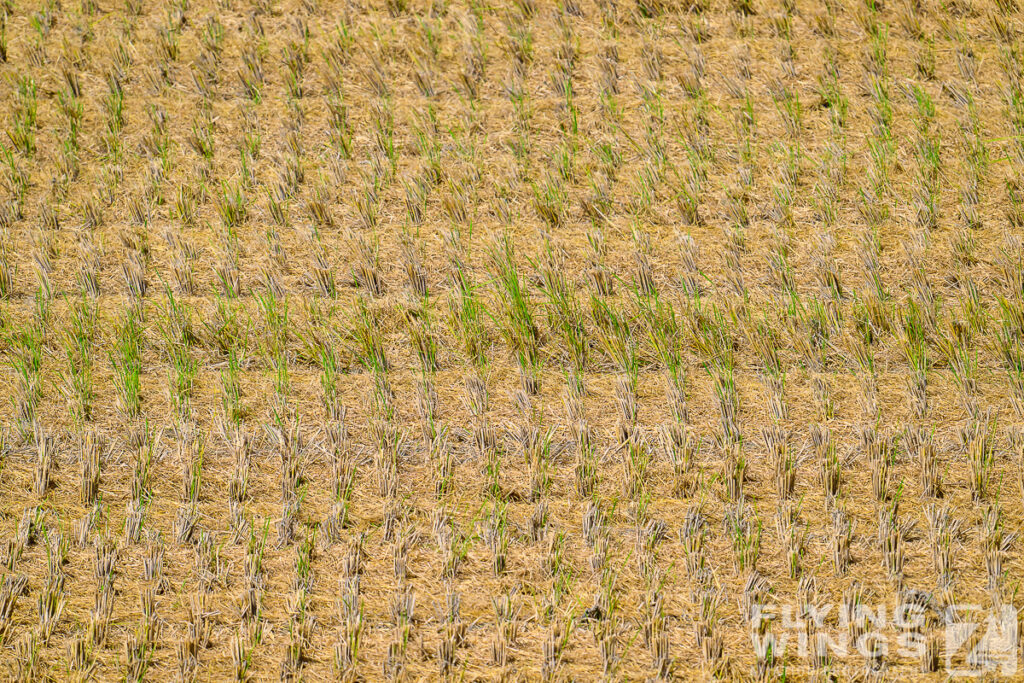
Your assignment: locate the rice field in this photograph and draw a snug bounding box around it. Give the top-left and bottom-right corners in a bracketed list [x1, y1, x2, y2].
[1, 0, 1024, 679]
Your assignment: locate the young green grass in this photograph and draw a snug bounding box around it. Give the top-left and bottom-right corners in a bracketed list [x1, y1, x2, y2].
[110, 306, 144, 419]
[60, 295, 96, 425]
[490, 234, 542, 392]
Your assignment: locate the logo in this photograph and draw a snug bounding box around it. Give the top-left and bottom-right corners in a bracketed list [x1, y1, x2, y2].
[749, 600, 1018, 675]
[945, 604, 1018, 676]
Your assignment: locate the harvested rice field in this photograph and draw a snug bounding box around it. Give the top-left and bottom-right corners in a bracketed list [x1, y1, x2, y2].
[1, 0, 1024, 679]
